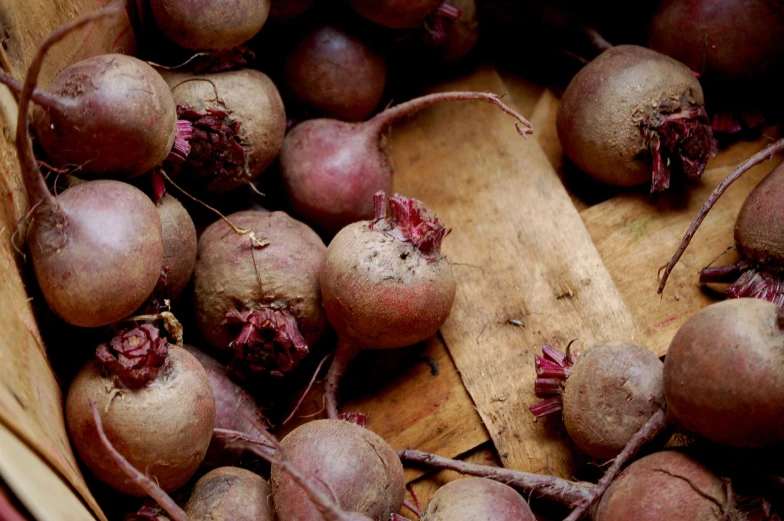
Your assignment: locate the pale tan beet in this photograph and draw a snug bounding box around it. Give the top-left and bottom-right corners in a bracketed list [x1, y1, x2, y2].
[66, 346, 216, 496]
[270, 419, 405, 521]
[149, 0, 270, 50]
[347, 0, 442, 28]
[557, 45, 711, 191]
[184, 467, 275, 521]
[29, 180, 163, 327]
[33, 54, 176, 179]
[283, 25, 387, 121]
[562, 341, 664, 461]
[664, 298, 784, 447]
[421, 477, 535, 521]
[162, 69, 286, 192]
[594, 451, 734, 521]
[157, 194, 197, 300]
[193, 210, 326, 375]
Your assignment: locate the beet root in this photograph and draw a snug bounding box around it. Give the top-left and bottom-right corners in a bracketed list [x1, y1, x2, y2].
[595, 451, 734, 521]
[149, 0, 269, 50]
[162, 69, 286, 192]
[421, 477, 535, 521]
[270, 0, 314, 22]
[283, 25, 388, 121]
[184, 467, 275, 521]
[193, 210, 326, 377]
[321, 192, 457, 417]
[33, 54, 177, 179]
[66, 341, 215, 495]
[280, 90, 531, 235]
[531, 341, 665, 461]
[346, 0, 443, 29]
[270, 419, 405, 521]
[28, 179, 164, 327]
[184, 345, 270, 468]
[664, 298, 784, 447]
[156, 193, 197, 301]
[557, 44, 715, 192]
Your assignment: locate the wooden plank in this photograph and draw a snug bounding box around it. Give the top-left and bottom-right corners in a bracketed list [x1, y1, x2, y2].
[387, 66, 639, 477]
[581, 129, 783, 356]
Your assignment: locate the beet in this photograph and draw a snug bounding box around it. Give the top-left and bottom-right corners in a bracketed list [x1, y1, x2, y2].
[432, 0, 479, 61]
[280, 91, 531, 235]
[184, 467, 275, 521]
[270, 0, 315, 22]
[346, 0, 447, 29]
[193, 210, 326, 377]
[184, 345, 270, 468]
[156, 194, 197, 300]
[149, 0, 270, 50]
[421, 478, 535, 521]
[530, 341, 665, 461]
[32, 54, 178, 179]
[557, 44, 715, 192]
[270, 419, 405, 521]
[320, 192, 456, 418]
[648, 0, 784, 133]
[66, 333, 215, 495]
[162, 68, 286, 192]
[283, 25, 388, 121]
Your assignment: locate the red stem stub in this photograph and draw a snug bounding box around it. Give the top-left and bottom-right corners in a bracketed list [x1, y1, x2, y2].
[529, 343, 579, 418]
[223, 307, 309, 377]
[96, 323, 169, 389]
[370, 191, 451, 259]
[125, 502, 168, 521]
[642, 101, 716, 193]
[339, 412, 368, 427]
[193, 45, 255, 74]
[165, 119, 193, 165]
[700, 262, 784, 306]
[175, 104, 248, 186]
[424, 2, 462, 46]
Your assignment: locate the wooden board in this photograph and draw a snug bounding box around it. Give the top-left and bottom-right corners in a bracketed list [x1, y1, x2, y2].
[387, 66, 639, 478]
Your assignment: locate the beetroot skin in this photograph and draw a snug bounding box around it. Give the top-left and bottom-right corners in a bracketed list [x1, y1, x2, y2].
[664, 298, 784, 447]
[283, 25, 388, 122]
[163, 68, 286, 192]
[557, 44, 715, 192]
[149, 0, 270, 50]
[347, 0, 443, 29]
[184, 467, 275, 521]
[270, 419, 405, 521]
[193, 210, 326, 376]
[33, 54, 177, 179]
[66, 342, 215, 495]
[156, 193, 197, 300]
[421, 477, 535, 521]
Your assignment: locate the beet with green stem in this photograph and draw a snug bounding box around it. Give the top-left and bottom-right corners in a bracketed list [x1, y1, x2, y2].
[279, 91, 532, 235]
[557, 44, 715, 193]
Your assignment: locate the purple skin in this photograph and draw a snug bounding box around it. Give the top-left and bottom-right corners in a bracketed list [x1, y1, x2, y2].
[279, 91, 532, 235]
[156, 194, 197, 301]
[421, 478, 536, 521]
[346, 0, 457, 30]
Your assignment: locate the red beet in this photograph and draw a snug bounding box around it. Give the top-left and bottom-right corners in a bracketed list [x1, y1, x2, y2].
[432, 0, 479, 61]
[156, 194, 197, 301]
[162, 68, 286, 192]
[270, 0, 314, 22]
[184, 467, 275, 521]
[648, 0, 784, 132]
[66, 328, 215, 495]
[421, 478, 535, 521]
[149, 0, 270, 50]
[283, 25, 388, 121]
[347, 0, 452, 29]
[321, 192, 456, 418]
[193, 210, 327, 377]
[184, 344, 270, 467]
[279, 91, 532, 235]
[14, 5, 166, 327]
[557, 45, 715, 193]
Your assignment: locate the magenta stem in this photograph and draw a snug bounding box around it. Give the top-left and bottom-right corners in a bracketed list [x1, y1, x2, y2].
[324, 339, 361, 420]
[15, 1, 125, 209]
[367, 91, 533, 138]
[397, 449, 593, 505]
[562, 408, 670, 521]
[658, 137, 784, 294]
[89, 400, 190, 521]
[699, 262, 748, 284]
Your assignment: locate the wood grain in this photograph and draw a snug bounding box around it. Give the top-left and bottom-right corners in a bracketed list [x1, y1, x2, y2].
[387, 66, 638, 478]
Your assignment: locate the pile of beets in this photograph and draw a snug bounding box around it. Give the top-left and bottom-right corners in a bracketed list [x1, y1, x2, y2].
[4, 0, 784, 519]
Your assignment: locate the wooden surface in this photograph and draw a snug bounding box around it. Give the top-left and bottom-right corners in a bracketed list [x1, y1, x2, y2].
[387, 66, 639, 478]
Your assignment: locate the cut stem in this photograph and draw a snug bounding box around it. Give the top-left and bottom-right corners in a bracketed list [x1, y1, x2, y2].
[325, 339, 362, 419]
[367, 91, 533, 138]
[658, 137, 784, 294]
[89, 400, 190, 521]
[397, 449, 593, 505]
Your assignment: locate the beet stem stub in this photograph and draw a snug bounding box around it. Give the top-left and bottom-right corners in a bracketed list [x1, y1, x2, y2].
[529, 343, 578, 417]
[370, 191, 450, 259]
[725, 268, 784, 306]
[223, 307, 309, 377]
[96, 324, 169, 389]
[166, 120, 193, 164]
